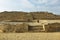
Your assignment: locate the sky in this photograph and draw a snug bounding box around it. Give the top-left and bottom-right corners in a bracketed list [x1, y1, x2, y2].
[0, 0, 60, 14]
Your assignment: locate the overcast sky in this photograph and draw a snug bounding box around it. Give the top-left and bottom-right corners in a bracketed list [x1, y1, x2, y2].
[0, 0, 60, 14]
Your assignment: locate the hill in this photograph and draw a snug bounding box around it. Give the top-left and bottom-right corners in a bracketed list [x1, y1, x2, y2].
[0, 11, 60, 22]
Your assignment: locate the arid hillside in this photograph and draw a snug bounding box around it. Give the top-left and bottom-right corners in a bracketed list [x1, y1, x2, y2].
[0, 11, 60, 33]
[0, 11, 60, 21]
[30, 12, 60, 20]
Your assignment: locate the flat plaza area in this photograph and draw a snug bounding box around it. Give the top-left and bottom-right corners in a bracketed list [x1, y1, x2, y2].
[0, 32, 60, 40]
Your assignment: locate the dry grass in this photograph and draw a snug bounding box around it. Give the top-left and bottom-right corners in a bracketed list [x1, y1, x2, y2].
[0, 33, 60, 40]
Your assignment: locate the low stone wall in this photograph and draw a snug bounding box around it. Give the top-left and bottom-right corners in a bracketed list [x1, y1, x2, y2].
[45, 23, 60, 32]
[0, 23, 28, 33]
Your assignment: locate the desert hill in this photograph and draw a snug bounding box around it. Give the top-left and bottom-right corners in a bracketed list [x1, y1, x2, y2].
[0, 11, 60, 22]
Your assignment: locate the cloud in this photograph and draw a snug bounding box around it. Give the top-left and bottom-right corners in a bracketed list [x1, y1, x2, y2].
[28, 0, 59, 5]
[47, 0, 59, 5]
[0, 0, 60, 14]
[28, 0, 48, 4]
[18, 0, 34, 8]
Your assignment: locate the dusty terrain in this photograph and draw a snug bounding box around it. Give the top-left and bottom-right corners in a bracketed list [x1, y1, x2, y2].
[0, 33, 60, 40]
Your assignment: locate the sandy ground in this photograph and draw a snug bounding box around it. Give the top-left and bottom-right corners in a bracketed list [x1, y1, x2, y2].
[0, 32, 60, 40]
